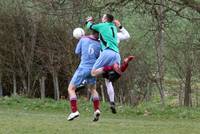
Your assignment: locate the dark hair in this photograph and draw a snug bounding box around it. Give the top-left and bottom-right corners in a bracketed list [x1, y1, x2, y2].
[92, 30, 99, 35]
[105, 14, 114, 22]
[91, 30, 99, 40]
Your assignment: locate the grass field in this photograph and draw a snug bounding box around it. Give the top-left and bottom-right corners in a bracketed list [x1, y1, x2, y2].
[0, 96, 200, 134]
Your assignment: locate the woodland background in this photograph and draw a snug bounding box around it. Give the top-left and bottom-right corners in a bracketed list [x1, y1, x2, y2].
[0, 0, 200, 107]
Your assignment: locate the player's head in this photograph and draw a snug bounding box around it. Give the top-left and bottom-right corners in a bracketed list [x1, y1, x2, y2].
[101, 14, 114, 22]
[92, 30, 99, 39]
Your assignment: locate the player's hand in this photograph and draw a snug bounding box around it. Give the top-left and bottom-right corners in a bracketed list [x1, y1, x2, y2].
[86, 16, 93, 22]
[113, 19, 121, 27]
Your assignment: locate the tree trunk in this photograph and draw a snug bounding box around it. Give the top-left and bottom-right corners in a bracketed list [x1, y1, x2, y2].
[155, 0, 165, 105]
[100, 85, 105, 102]
[179, 83, 184, 106]
[184, 65, 192, 107]
[119, 88, 123, 105]
[195, 88, 199, 107]
[27, 20, 37, 96]
[13, 72, 17, 96]
[52, 70, 60, 100]
[39, 76, 46, 99]
[27, 71, 31, 96]
[0, 73, 3, 97]
[22, 78, 27, 95]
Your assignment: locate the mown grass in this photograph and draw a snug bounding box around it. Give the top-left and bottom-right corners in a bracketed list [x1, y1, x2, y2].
[0, 96, 200, 134]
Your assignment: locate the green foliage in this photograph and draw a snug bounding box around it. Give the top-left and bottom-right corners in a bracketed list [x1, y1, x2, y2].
[0, 0, 200, 106]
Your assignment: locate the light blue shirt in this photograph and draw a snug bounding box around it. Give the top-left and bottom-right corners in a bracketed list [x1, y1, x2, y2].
[75, 36, 100, 69]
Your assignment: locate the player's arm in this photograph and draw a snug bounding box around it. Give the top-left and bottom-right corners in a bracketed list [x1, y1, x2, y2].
[117, 27, 130, 41]
[85, 16, 104, 32]
[75, 38, 82, 56]
[114, 20, 130, 41]
[86, 21, 106, 32]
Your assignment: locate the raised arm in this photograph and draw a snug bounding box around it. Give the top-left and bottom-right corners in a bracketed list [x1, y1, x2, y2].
[117, 27, 130, 41]
[86, 21, 105, 32]
[114, 20, 131, 41]
[85, 16, 105, 32]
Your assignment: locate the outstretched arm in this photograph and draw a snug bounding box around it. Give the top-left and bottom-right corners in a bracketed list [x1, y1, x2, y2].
[85, 16, 105, 32]
[114, 20, 131, 41]
[117, 27, 130, 41]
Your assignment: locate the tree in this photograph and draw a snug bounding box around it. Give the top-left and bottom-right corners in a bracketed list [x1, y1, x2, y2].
[154, 0, 166, 105]
[0, 71, 3, 97]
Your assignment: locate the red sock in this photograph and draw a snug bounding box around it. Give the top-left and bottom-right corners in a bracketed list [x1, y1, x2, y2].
[121, 62, 128, 72]
[103, 66, 113, 72]
[93, 97, 100, 111]
[70, 97, 77, 112]
[121, 56, 135, 72]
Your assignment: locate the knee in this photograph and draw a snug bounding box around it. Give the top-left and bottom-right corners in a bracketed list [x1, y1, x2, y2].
[91, 89, 98, 96]
[88, 84, 97, 94]
[68, 84, 76, 93]
[91, 70, 96, 77]
[90, 89, 95, 94]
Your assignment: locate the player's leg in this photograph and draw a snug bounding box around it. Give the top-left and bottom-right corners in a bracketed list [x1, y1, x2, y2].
[102, 56, 135, 82]
[104, 51, 122, 82]
[87, 77, 100, 121]
[67, 68, 85, 121]
[91, 51, 110, 76]
[75, 79, 87, 92]
[92, 63, 122, 77]
[120, 56, 136, 72]
[105, 79, 117, 114]
[91, 67, 104, 77]
[105, 79, 114, 103]
[91, 49, 121, 77]
[67, 83, 80, 121]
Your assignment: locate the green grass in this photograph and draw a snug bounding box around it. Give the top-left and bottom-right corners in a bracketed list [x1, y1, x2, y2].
[0, 96, 200, 134]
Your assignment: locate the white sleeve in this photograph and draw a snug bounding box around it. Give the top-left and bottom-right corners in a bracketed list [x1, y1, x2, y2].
[117, 27, 130, 41]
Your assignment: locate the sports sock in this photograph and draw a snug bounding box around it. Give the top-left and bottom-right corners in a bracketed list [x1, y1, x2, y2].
[105, 79, 115, 102]
[70, 96, 77, 112]
[121, 56, 135, 72]
[92, 96, 100, 111]
[121, 62, 128, 72]
[103, 66, 113, 72]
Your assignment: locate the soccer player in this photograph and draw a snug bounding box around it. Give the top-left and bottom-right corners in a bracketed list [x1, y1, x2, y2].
[104, 19, 135, 113]
[77, 23, 133, 114]
[67, 30, 101, 122]
[86, 14, 122, 79]
[86, 14, 135, 112]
